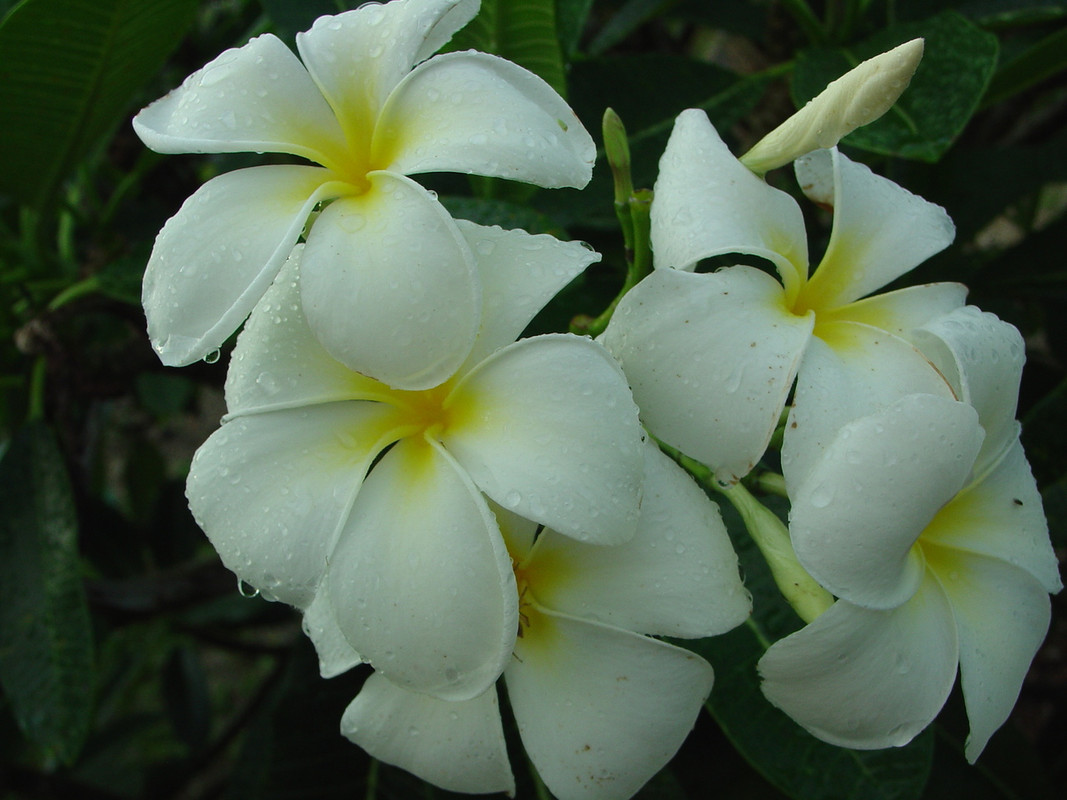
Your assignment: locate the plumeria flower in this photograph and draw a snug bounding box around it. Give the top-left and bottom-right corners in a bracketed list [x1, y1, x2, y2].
[600, 109, 963, 482]
[339, 439, 751, 798]
[758, 307, 1062, 761]
[134, 0, 594, 388]
[186, 222, 645, 703]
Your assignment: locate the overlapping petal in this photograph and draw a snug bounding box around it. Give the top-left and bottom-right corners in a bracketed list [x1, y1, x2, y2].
[142, 166, 345, 366]
[341, 673, 513, 795]
[443, 334, 644, 544]
[223, 248, 387, 416]
[186, 401, 400, 608]
[816, 282, 967, 337]
[781, 322, 956, 488]
[456, 220, 600, 367]
[600, 267, 813, 482]
[302, 579, 363, 678]
[926, 546, 1052, 761]
[651, 109, 808, 298]
[790, 394, 983, 609]
[296, 0, 479, 151]
[526, 440, 750, 637]
[300, 172, 480, 389]
[914, 306, 1025, 467]
[796, 148, 955, 310]
[758, 574, 959, 750]
[379, 52, 595, 187]
[923, 437, 1061, 594]
[132, 34, 349, 167]
[326, 438, 517, 701]
[506, 607, 713, 800]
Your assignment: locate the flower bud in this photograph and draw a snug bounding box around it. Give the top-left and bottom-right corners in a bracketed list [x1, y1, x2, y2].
[740, 38, 924, 175]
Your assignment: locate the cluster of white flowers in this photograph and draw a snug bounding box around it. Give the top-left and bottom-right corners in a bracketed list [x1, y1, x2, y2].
[135, 0, 1060, 797]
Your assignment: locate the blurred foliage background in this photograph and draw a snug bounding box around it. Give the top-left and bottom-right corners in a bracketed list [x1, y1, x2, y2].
[0, 0, 1065, 798]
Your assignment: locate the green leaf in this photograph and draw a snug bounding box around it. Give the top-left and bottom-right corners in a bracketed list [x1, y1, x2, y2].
[792, 11, 999, 162]
[982, 24, 1067, 107]
[0, 422, 94, 764]
[555, 0, 595, 57]
[257, 0, 346, 43]
[0, 0, 199, 209]
[587, 0, 674, 56]
[448, 0, 567, 96]
[690, 497, 935, 800]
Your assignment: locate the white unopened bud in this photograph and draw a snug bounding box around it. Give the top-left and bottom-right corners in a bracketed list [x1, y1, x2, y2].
[740, 38, 924, 175]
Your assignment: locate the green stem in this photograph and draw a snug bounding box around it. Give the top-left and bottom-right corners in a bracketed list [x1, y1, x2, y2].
[570, 189, 653, 337]
[714, 480, 832, 624]
[779, 0, 827, 45]
[48, 275, 100, 312]
[27, 357, 47, 422]
[751, 471, 788, 498]
[364, 758, 379, 800]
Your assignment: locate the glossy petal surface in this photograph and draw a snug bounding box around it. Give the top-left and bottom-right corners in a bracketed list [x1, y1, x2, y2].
[790, 395, 982, 609]
[302, 581, 363, 678]
[456, 220, 599, 367]
[342, 673, 513, 795]
[186, 401, 398, 608]
[928, 547, 1052, 761]
[132, 34, 348, 167]
[507, 608, 713, 800]
[444, 334, 644, 544]
[797, 149, 955, 310]
[381, 52, 594, 187]
[526, 440, 749, 637]
[759, 575, 959, 750]
[601, 267, 812, 482]
[142, 166, 340, 366]
[327, 438, 517, 700]
[651, 109, 808, 297]
[300, 172, 479, 389]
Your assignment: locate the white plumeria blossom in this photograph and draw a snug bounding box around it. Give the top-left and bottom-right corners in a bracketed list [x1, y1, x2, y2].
[186, 222, 645, 703]
[340, 439, 751, 798]
[600, 109, 964, 482]
[759, 307, 1062, 762]
[134, 0, 594, 387]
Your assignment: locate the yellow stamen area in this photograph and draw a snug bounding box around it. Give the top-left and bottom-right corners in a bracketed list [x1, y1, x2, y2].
[386, 380, 456, 443]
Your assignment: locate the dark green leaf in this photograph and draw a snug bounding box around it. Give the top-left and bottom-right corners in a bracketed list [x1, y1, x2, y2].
[555, 0, 595, 57]
[162, 645, 211, 755]
[690, 497, 935, 800]
[587, 0, 674, 56]
[0, 0, 199, 209]
[792, 12, 999, 162]
[439, 195, 567, 234]
[448, 0, 567, 96]
[258, 0, 347, 42]
[982, 24, 1067, 107]
[0, 422, 94, 764]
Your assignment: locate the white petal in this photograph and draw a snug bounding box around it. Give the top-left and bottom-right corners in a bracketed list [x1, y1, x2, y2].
[651, 109, 808, 299]
[296, 0, 479, 150]
[186, 402, 398, 608]
[379, 52, 594, 188]
[224, 247, 389, 416]
[327, 438, 517, 701]
[527, 440, 749, 638]
[300, 172, 479, 390]
[782, 321, 956, 489]
[302, 580, 363, 678]
[600, 267, 813, 482]
[924, 436, 1061, 594]
[506, 608, 713, 800]
[927, 549, 1052, 762]
[821, 282, 968, 336]
[913, 306, 1026, 468]
[759, 574, 959, 751]
[443, 334, 644, 545]
[142, 166, 340, 366]
[341, 673, 514, 795]
[133, 34, 349, 169]
[488, 499, 540, 564]
[790, 394, 983, 610]
[796, 148, 955, 309]
[456, 220, 600, 366]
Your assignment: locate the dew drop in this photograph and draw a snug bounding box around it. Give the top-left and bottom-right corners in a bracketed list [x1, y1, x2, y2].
[237, 578, 259, 598]
[204, 349, 221, 364]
